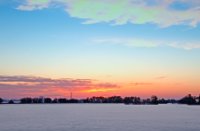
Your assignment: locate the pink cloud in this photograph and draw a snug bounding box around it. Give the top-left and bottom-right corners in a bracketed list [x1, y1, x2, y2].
[0, 75, 119, 98]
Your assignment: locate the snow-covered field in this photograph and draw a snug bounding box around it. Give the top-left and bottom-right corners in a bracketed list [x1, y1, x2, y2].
[0, 104, 200, 131]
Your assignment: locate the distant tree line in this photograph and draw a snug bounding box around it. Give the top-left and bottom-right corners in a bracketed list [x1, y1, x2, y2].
[0, 94, 200, 105]
[20, 97, 79, 104]
[0, 98, 3, 104]
[178, 94, 200, 105]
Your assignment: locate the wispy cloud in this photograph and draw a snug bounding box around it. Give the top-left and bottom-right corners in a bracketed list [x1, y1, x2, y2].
[0, 75, 119, 97]
[92, 37, 200, 50]
[16, 0, 200, 27]
[130, 82, 153, 86]
[17, 0, 50, 11]
[92, 38, 161, 48]
[155, 76, 167, 80]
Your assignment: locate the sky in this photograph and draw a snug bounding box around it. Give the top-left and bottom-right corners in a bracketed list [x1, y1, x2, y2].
[0, 0, 200, 99]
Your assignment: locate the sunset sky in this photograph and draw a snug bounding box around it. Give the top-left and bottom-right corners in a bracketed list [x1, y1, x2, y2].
[0, 0, 200, 99]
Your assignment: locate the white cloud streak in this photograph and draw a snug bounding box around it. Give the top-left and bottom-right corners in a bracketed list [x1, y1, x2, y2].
[92, 38, 200, 50]
[16, 0, 200, 27]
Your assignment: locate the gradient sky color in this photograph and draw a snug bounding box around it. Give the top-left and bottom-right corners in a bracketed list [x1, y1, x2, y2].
[0, 0, 200, 99]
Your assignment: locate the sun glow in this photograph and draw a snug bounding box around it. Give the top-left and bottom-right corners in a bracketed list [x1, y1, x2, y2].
[83, 88, 119, 93]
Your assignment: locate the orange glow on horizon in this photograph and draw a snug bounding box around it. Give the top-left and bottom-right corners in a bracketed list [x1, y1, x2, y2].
[82, 88, 119, 93]
[0, 75, 199, 99]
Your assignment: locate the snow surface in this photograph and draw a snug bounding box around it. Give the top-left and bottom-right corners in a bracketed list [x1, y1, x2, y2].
[0, 104, 200, 131]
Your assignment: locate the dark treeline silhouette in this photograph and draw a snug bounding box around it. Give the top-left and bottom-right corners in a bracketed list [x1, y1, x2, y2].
[0, 94, 200, 105]
[8, 100, 14, 104]
[0, 98, 3, 104]
[179, 94, 200, 105]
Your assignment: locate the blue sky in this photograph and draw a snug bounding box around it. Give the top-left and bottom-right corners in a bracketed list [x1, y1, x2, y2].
[0, 0, 200, 98]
